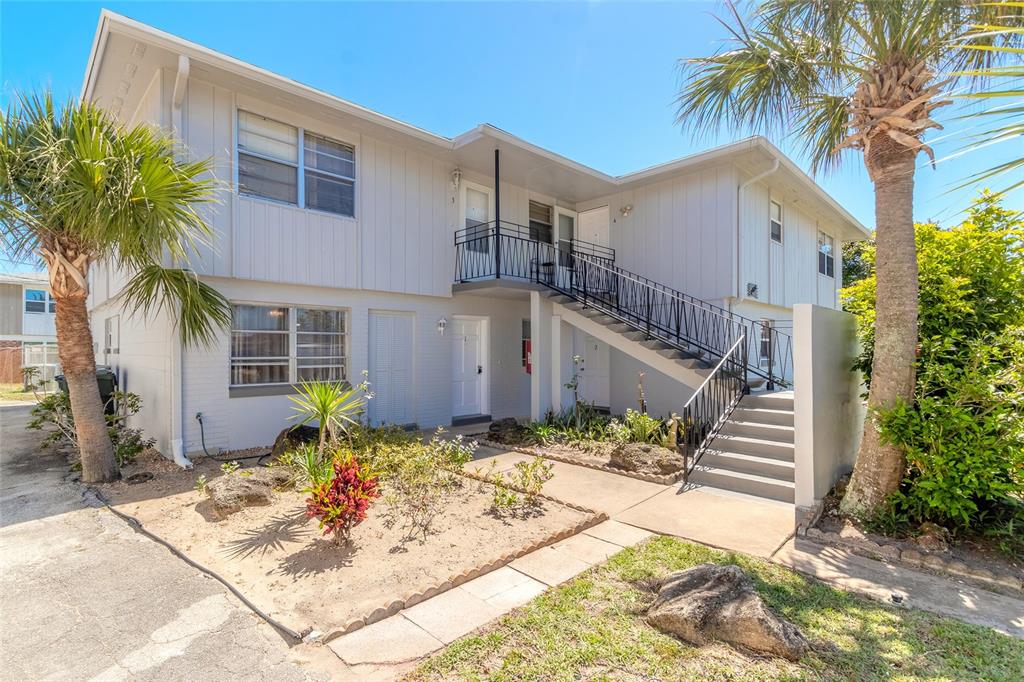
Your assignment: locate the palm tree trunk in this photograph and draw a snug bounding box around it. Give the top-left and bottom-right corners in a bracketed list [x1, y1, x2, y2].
[55, 293, 118, 483]
[841, 143, 919, 518]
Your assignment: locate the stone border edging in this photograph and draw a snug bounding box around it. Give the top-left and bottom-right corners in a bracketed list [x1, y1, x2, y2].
[802, 527, 1024, 596]
[475, 438, 684, 486]
[322, 470, 608, 642]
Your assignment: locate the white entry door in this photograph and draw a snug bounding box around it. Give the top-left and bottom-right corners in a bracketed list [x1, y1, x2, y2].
[460, 184, 493, 279]
[451, 317, 487, 417]
[578, 206, 610, 248]
[368, 311, 415, 426]
[577, 332, 610, 408]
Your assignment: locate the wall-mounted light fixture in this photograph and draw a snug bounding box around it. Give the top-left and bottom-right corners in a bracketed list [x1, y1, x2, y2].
[619, 204, 633, 218]
[450, 168, 462, 193]
[437, 317, 448, 336]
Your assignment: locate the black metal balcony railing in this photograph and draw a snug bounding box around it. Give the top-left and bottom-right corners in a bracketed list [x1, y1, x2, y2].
[454, 222, 791, 389]
[454, 221, 792, 471]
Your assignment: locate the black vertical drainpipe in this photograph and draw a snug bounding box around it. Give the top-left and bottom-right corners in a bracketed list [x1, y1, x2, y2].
[494, 148, 501, 279]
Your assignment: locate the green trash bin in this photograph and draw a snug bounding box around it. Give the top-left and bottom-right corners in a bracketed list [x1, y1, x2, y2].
[55, 366, 119, 416]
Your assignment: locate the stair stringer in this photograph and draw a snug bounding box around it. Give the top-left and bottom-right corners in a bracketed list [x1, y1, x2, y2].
[552, 300, 709, 392]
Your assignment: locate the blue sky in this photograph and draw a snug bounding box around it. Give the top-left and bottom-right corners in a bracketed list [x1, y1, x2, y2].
[1, 0, 1020, 269]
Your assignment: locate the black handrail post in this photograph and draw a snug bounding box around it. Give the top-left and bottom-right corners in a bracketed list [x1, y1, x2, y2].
[766, 323, 775, 391]
[494, 148, 501, 279]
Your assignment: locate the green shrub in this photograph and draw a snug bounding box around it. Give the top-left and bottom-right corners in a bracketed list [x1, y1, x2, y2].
[844, 193, 1024, 534]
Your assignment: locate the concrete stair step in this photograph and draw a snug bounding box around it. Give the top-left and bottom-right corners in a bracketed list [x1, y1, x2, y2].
[742, 391, 794, 411]
[720, 420, 794, 444]
[709, 434, 794, 461]
[701, 450, 795, 481]
[730, 406, 794, 427]
[689, 466, 795, 503]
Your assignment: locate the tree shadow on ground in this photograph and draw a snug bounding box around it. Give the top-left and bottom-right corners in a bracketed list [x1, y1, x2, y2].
[220, 507, 311, 560]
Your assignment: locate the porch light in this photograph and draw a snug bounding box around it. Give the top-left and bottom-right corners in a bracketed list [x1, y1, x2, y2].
[450, 168, 462, 193]
[437, 317, 448, 335]
[619, 204, 633, 218]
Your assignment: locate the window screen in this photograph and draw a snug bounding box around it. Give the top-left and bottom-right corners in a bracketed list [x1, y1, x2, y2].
[237, 111, 298, 204]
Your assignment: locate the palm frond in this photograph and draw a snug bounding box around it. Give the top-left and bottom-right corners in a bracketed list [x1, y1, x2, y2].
[118, 265, 231, 347]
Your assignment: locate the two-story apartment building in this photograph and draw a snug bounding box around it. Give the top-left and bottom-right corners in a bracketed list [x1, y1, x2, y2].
[82, 13, 868, 505]
[0, 272, 59, 388]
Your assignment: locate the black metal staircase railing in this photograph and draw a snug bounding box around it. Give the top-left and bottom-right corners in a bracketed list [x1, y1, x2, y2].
[454, 222, 791, 469]
[454, 223, 791, 388]
[680, 333, 748, 477]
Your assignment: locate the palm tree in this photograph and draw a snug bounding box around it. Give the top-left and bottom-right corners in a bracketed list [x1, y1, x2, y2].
[0, 93, 230, 483]
[675, 0, 1024, 517]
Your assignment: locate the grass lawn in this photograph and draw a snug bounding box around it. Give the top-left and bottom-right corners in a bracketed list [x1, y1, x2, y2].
[409, 536, 1023, 681]
[0, 383, 38, 402]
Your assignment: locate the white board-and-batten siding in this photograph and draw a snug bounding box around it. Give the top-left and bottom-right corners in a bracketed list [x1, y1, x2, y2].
[174, 78, 457, 299]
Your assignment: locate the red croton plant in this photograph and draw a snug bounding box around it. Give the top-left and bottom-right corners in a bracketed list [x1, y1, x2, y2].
[305, 452, 380, 545]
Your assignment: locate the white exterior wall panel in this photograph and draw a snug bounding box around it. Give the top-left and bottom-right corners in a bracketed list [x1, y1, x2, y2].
[180, 279, 531, 453]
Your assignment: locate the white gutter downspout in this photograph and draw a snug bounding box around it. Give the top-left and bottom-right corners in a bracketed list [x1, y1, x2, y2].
[734, 158, 780, 310]
[170, 54, 192, 469]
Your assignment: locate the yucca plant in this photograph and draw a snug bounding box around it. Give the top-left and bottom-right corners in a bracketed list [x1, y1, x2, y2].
[0, 93, 230, 483]
[676, 0, 1024, 517]
[288, 378, 369, 454]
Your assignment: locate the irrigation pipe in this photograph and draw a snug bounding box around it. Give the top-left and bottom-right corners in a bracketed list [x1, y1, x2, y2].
[89, 487, 304, 643]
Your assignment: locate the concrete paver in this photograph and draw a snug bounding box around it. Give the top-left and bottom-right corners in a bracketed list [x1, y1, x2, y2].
[327, 614, 443, 664]
[484, 577, 547, 610]
[774, 538, 1024, 639]
[551, 532, 623, 565]
[614, 485, 794, 558]
[509, 546, 593, 586]
[459, 565, 536, 601]
[583, 519, 654, 547]
[402, 586, 505, 644]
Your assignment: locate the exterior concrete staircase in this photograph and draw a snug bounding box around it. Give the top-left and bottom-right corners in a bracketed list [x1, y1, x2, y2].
[689, 390, 795, 503]
[546, 293, 713, 388]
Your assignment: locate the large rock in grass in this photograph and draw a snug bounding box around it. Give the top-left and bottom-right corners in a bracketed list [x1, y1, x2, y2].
[488, 418, 526, 444]
[270, 425, 320, 460]
[609, 443, 685, 475]
[646, 563, 809, 661]
[206, 466, 294, 516]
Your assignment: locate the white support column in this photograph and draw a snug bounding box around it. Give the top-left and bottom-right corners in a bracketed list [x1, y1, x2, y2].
[530, 291, 553, 421]
[550, 315, 563, 416]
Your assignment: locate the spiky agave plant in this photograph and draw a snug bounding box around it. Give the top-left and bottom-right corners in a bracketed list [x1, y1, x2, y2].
[288, 378, 370, 454]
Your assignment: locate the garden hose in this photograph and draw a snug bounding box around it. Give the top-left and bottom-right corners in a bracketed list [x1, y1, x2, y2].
[195, 412, 272, 466]
[90, 487, 304, 643]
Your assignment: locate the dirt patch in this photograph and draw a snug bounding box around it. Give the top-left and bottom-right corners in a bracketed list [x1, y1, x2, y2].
[477, 437, 685, 483]
[100, 451, 595, 637]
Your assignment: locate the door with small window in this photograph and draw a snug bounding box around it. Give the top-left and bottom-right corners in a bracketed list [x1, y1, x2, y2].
[459, 184, 493, 279]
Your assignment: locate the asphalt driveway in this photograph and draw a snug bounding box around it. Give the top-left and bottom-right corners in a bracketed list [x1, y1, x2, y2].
[0, 404, 326, 681]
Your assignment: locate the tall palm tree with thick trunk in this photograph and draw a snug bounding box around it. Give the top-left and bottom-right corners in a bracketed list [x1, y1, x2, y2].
[0, 94, 230, 483]
[675, 0, 1023, 517]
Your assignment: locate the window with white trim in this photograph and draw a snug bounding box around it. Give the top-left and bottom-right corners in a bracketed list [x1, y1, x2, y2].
[229, 304, 347, 387]
[770, 200, 783, 243]
[236, 111, 356, 217]
[24, 288, 56, 314]
[818, 231, 835, 278]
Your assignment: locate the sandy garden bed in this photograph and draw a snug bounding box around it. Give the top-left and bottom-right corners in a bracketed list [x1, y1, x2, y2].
[100, 450, 601, 639]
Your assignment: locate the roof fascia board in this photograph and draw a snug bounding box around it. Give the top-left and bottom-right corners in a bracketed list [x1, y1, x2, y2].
[80, 10, 111, 102]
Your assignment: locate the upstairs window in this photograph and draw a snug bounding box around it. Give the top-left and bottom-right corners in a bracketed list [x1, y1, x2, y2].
[304, 134, 356, 217]
[24, 289, 55, 313]
[818, 231, 835, 278]
[770, 200, 783, 243]
[529, 200, 553, 244]
[237, 112, 356, 217]
[238, 112, 298, 204]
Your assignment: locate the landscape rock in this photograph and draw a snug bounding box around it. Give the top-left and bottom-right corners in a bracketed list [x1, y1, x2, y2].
[206, 466, 294, 516]
[914, 522, 951, 553]
[487, 418, 527, 444]
[609, 442, 685, 475]
[270, 425, 320, 460]
[646, 563, 809, 661]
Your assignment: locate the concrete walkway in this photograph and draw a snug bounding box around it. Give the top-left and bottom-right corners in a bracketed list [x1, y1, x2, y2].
[327, 519, 653, 679]
[0, 405, 332, 681]
[773, 537, 1024, 638]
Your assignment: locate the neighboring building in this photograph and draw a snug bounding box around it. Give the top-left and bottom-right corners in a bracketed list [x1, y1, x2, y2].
[0, 271, 59, 388]
[81, 12, 868, 509]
